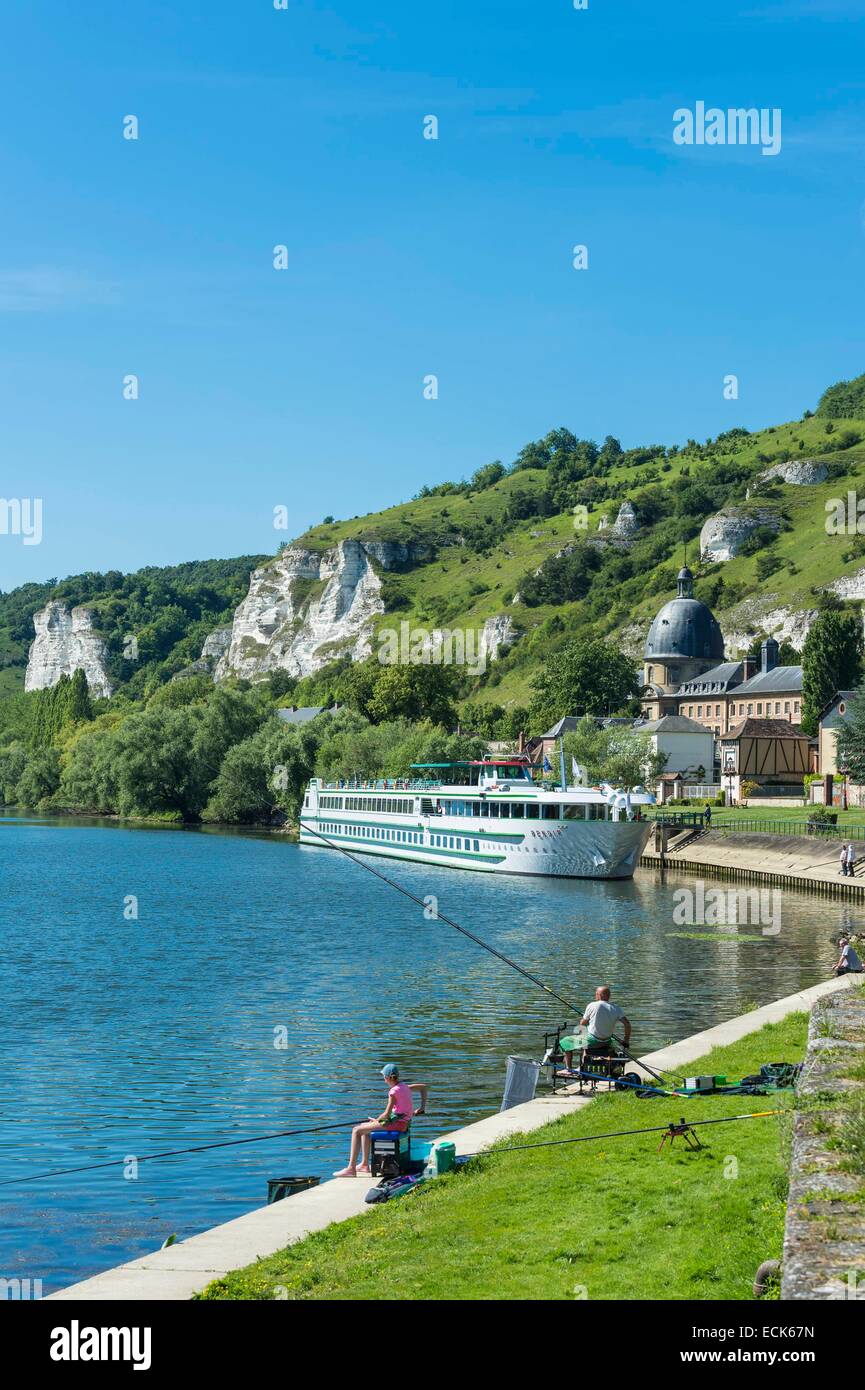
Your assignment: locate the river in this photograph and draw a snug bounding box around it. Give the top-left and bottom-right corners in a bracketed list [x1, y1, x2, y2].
[0, 814, 849, 1294]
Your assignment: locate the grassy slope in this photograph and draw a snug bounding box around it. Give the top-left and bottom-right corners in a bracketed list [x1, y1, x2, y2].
[3, 410, 865, 710]
[200, 1013, 806, 1302]
[287, 413, 865, 708]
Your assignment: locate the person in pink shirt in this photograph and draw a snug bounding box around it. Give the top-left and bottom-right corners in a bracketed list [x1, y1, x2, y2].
[334, 1064, 428, 1178]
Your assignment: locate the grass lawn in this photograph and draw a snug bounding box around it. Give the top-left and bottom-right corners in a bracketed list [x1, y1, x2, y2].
[712, 807, 865, 833]
[199, 1013, 807, 1302]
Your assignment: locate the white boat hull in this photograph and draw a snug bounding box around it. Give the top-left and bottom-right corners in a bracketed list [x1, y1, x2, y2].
[299, 813, 652, 880]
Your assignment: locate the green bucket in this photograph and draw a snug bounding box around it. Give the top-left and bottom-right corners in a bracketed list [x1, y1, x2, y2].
[429, 1141, 456, 1175]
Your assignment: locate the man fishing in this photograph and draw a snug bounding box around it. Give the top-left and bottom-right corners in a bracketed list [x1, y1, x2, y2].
[833, 936, 864, 976]
[562, 985, 632, 1073]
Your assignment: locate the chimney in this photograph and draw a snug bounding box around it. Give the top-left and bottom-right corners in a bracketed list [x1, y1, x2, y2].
[741, 656, 756, 681]
[517, 730, 525, 754]
[761, 637, 779, 674]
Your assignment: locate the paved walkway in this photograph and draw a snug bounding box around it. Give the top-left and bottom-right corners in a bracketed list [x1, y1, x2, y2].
[641, 829, 865, 897]
[48, 974, 860, 1302]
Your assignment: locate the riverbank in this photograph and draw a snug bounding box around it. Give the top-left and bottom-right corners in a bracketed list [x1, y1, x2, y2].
[47, 975, 859, 1302]
[641, 827, 865, 899]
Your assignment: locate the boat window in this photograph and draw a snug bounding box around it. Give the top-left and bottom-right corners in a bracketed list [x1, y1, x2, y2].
[487, 803, 499, 818]
[474, 840, 480, 852]
[498, 804, 510, 819]
[542, 805, 560, 820]
[525, 804, 539, 819]
[511, 803, 524, 819]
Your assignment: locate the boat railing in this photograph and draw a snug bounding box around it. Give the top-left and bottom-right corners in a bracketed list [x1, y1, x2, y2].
[319, 778, 447, 792]
[317, 777, 539, 792]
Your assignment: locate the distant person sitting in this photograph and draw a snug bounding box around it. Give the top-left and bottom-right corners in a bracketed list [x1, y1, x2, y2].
[562, 986, 632, 1073]
[833, 937, 864, 976]
[333, 1064, 427, 1178]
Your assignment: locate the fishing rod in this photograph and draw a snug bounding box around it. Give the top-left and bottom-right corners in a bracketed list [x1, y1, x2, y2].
[300, 819, 683, 1084]
[600, 1036, 672, 1086]
[574, 1068, 670, 1096]
[0, 1116, 370, 1189]
[299, 819, 583, 1015]
[461, 1108, 784, 1160]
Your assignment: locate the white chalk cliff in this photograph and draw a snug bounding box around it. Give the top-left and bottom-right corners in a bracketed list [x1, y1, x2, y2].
[700, 507, 781, 563]
[215, 540, 428, 682]
[25, 601, 114, 698]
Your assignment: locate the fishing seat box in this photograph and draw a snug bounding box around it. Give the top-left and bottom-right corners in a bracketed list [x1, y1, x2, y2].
[370, 1129, 411, 1177]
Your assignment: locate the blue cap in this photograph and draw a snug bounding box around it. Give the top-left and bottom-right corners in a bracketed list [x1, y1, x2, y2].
[381, 1063, 399, 1079]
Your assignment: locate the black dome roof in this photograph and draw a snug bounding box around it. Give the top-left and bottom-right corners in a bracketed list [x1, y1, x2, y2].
[644, 567, 725, 662]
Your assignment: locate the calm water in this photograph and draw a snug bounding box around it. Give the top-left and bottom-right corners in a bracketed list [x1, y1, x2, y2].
[0, 814, 854, 1294]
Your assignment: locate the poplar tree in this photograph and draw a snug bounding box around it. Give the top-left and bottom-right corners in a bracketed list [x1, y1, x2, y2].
[801, 607, 863, 735]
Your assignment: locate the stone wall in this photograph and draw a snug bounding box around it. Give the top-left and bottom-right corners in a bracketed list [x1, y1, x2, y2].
[781, 984, 865, 1300]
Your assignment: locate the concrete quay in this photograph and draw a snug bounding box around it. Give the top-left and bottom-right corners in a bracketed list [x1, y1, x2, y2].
[641, 828, 865, 899]
[46, 973, 862, 1302]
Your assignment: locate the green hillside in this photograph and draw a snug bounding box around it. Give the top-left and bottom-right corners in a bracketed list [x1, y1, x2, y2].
[3, 371, 865, 717]
[289, 375, 865, 710]
[0, 557, 268, 700]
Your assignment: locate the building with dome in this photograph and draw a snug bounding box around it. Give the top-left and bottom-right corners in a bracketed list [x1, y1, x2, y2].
[641, 567, 726, 719]
[640, 567, 804, 738]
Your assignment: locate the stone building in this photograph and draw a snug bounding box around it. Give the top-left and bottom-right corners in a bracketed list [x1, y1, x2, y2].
[642, 567, 726, 719]
[640, 569, 804, 738]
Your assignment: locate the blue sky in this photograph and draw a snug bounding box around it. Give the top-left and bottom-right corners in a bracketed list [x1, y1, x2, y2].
[1, 0, 864, 588]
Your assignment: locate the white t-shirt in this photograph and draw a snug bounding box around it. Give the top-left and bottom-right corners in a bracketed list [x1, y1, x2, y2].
[583, 999, 624, 1041]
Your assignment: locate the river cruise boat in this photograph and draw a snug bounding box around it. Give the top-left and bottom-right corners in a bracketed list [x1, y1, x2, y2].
[299, 758, 655, 879]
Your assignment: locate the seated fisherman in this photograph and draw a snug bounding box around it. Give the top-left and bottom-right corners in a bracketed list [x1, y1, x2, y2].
[562, 985, 632, 1073]
[334, 1064, 427, 1178]
[833, 936, 864, 976]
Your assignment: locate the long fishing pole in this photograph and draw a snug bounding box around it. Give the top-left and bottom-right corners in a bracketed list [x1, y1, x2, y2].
[299, 818, 583, 1015]
[606, 1038, 672, 1086]
[300, 819, 682, 1084]
[461, 1108, 783, 1160]
[574, 1068, 670, 1096]
[0, 1116, 369, 1189]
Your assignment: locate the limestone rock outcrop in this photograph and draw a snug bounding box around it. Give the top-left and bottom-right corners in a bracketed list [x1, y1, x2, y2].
[174, 626, 233, 680]
[722, 598, 816, 657]
[700, 507, 781, 563]
[756, 458, 829, 487]
[479, 614, 519, 662]
[201, 626, 232, 666]
[828, 568, 865, 601]
[215, 540, 427, 682]
[605, 501, 639, 539]
[25, 601, 114, 698]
